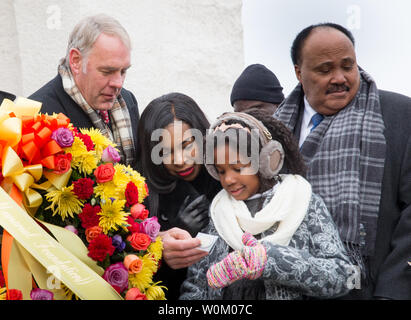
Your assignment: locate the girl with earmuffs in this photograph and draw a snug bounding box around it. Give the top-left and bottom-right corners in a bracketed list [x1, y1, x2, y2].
[179, 109, 355, 300]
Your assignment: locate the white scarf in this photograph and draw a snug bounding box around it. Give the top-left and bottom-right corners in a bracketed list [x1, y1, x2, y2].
[210, 174, 312, 251]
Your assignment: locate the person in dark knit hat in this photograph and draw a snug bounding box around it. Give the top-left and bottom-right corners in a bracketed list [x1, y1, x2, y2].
[230, 64, 284, 114]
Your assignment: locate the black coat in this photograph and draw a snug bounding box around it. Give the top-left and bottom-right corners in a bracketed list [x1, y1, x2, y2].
[368, 90, 411, 300]
[29, 74, 140, 169]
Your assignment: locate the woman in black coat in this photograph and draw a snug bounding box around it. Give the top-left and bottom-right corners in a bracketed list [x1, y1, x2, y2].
[136, 92, 221, 300]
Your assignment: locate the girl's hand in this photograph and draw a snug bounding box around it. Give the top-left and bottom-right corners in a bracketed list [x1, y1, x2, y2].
[206, 232, 267, 289]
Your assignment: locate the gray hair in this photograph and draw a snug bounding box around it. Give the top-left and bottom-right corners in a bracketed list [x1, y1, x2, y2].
[63, 14, 131, 69]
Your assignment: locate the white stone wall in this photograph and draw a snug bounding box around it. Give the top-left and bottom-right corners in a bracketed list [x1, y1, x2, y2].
[1, 0, 244, 122]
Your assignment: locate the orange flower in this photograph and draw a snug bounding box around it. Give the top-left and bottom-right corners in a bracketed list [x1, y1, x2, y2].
[124, 254, 143, 274]
[94, 163, 115, 183]
[127, 233, 151, 251]
[85, 225, 103, 242]
[125, 287, 147, 300]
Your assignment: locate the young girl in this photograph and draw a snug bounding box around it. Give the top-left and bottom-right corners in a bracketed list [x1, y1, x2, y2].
[179, 109, 355, 300]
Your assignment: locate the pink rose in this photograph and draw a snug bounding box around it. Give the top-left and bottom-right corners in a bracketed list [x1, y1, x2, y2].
[51, 128, 74, 148]
[140, 216, 160, 241]
[102, 262, 129, 293]
[130, 203, 149, 220]
[102, 145, 121, 163]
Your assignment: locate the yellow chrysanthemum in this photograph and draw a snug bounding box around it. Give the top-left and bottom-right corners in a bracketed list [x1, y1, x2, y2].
[113, 164, 132, 190]
[98, 199, 128, 234]
[65, 136, 88, 159]
[141, 253, 158, 274]
[46, 185, 83, 220]
[76, 152, 99, 176]
[145, 282, 167, 300]
[94, 181, 118, 201]
[61, 283, 79, 300]
[0, 287, 6, 300]
[81, 128, 115, 158]
[147, 237, 163, 262]
[128, 267, 154, 292]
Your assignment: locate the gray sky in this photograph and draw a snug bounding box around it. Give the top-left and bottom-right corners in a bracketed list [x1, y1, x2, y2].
[242, 0, 411, 97]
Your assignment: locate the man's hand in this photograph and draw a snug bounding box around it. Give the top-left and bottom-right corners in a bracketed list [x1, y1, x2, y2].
[160, 227, 208, 269]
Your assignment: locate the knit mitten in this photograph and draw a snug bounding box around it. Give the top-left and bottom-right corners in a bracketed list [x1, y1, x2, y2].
[206, 232, 267, 289]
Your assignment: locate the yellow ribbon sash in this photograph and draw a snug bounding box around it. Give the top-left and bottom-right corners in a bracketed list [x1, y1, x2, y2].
[0, 187, 122, 300]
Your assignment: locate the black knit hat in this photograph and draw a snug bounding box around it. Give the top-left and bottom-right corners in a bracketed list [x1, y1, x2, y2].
[230, 64, 284, 106]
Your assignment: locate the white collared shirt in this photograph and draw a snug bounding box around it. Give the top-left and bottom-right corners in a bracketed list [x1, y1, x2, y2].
[298, 96, 317, 148]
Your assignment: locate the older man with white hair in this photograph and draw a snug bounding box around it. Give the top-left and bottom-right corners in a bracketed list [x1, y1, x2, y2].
[30, 14, 139, 169]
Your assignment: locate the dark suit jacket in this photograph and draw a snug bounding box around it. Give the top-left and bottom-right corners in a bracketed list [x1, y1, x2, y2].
[294, 90, 411, 299]
[29, 74, 140, 169]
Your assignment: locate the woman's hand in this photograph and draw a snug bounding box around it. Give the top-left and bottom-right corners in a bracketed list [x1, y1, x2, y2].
[171, 195, 210, 237]
[160, 227, 208, 269]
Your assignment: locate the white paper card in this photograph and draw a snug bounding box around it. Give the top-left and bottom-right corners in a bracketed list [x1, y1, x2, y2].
[196, 232, 218, 252]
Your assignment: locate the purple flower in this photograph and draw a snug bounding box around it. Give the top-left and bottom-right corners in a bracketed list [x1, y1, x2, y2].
[102, 262, 129, 293]
[101, 145, 121, 163]
[112, 234, 126, 252]
[65, 225, 78, 235]
[140, 216, 161, 241]
[51, 127, 74, 148]
[30, 288, 54, 300]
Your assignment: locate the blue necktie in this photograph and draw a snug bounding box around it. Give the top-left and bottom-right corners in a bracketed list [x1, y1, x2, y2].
[310, 113, 324, 132]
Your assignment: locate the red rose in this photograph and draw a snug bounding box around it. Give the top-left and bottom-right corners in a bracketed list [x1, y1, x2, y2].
[126, 216, 140, 233]
[87, 234, 115, 262]
[130, 203, 149, 220]
[0, 269, 5, 287]
[7, 289, 23, 300]
[127, 233, 151, 251]
[94, 163, 115, 183]
[78, 203, 101, 229]
[53, 153, 72, 174]
[73, 178, 94, 200]
[76, 133, 94, 151]
[125, 181, 139, 206]
[144, 183, 149, 196]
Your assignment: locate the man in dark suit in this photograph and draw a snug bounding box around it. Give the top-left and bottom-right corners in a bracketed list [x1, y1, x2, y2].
[275, 22, 411, 299]
[30, 14, 139, 169]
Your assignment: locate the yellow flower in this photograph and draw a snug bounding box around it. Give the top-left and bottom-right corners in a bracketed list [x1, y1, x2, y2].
[0, 287, 6, 300]
[65, 136, 88, 159]
[61, 283, 79, 300]
[46, 185, 83, 220]
[145, 282, 167, 300]
[128, 267, 153, 292]
[98, 198, 128, 234]
[141, 253, 158, 274]
[147, 237, 163, 262]
[64, 136, 100, 175]
[77, 152, 99, 176]
[113, 164, 131, 191]
[94, 181, 117, 201]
